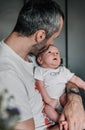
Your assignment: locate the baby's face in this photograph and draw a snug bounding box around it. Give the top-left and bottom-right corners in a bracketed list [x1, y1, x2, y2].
[39, 45, 61, 69]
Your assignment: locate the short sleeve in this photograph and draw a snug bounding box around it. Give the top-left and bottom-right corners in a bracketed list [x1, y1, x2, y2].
[34, 67, 43, 81]
[63, 66, 74, 81]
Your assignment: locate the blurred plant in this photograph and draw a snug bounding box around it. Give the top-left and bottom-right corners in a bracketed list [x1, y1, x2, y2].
[0, 89, 20, 130]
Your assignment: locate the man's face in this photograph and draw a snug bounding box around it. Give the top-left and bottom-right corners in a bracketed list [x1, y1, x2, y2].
[30, 16, 63, 56]
[29, 38, 49, 56]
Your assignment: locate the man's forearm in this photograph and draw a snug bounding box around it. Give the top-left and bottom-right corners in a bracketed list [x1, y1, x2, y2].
[66, 81, 82, 103]
[59, 81, 85, 130]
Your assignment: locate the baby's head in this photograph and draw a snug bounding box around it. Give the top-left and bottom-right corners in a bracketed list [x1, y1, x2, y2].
[36, 44, 61, 69]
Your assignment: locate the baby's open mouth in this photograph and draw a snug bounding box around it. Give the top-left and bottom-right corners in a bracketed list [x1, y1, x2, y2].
[53, 58, 57, 60]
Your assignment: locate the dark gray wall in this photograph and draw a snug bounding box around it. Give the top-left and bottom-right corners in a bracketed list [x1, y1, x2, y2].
[68, 0, 85, 80]
[0, 0, 23, 39]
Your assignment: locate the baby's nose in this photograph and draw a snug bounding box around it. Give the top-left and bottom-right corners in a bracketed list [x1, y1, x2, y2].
[53, 52, 57, 55]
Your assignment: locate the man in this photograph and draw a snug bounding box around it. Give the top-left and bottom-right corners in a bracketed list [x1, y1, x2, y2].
[0, 0, 85, 130]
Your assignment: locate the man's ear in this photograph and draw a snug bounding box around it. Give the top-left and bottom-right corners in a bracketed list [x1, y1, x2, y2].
[35, 30, 46, 43]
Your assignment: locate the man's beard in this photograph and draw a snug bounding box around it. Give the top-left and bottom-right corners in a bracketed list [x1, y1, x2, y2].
[29, 39, 48, 56]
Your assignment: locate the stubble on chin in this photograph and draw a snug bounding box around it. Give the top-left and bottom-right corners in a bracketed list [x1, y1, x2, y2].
[29, 39, 48, 56]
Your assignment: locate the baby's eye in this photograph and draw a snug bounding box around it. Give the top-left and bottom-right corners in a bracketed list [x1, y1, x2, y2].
[48, 51, 51, 53]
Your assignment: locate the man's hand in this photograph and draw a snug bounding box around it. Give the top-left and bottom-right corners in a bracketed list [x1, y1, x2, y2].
[60, 120, 68, 130]
[59, 81, 85, 130]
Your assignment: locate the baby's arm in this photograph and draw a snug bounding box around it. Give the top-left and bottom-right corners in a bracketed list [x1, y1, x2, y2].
[70, 75, 85, 90]
[35, 80, 58, 108]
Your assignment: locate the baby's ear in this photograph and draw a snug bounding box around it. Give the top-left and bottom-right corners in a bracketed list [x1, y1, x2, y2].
[37, 56, 43, 65]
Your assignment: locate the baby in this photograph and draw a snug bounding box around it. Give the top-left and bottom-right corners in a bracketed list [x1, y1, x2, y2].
[34, 44, 85, 129]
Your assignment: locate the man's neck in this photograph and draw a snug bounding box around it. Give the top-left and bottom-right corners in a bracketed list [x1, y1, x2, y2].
[4, 32, 34, 61]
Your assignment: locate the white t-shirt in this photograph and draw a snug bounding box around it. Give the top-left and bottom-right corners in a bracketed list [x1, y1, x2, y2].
[0, 40, 54, 130]
[34, 66, 74, 100]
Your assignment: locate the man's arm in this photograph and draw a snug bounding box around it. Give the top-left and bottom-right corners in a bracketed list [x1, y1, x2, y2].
[59, 81, 85, 130]
[15, 118, 35, 130]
